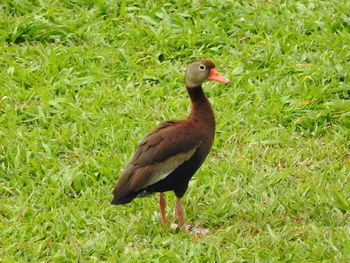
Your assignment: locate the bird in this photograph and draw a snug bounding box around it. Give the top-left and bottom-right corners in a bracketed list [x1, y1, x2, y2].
[111, 59, 229, 229]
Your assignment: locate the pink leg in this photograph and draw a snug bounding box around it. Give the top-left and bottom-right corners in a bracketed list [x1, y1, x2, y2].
[159, 193, 167, 226]
[171, 199, 209, 234]
[176, 198, 184, 229]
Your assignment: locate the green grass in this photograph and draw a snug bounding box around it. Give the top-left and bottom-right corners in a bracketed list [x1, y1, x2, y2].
[1, 0, 350, 261]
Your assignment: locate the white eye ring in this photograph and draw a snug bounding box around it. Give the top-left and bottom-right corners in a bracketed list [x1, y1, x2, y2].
[199, 64, 206, 71]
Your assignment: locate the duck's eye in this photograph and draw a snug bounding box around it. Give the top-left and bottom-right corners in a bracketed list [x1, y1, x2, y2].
[199, 64, 206, 71]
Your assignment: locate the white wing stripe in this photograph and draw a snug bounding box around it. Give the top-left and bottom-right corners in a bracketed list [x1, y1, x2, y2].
[143, 147, 197, 187]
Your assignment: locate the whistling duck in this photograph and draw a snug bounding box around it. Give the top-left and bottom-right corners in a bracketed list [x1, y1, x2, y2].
[111, 59, 229, 229]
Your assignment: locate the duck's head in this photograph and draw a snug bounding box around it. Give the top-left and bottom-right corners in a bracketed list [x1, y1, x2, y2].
[185, 59, 230, 88]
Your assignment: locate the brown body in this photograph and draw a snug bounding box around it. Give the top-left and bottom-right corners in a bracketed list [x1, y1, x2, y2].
[111, 59, 229, 228]
[111, 86, 215, 204]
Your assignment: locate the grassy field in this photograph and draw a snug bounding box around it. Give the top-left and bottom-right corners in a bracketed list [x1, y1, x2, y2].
[1, 0, 350, 261]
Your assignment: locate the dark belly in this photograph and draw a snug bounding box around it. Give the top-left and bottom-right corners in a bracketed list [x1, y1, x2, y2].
[142, 148, 208, 198]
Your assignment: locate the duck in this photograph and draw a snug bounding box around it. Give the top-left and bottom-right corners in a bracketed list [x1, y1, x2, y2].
[111, 59, 229, 229]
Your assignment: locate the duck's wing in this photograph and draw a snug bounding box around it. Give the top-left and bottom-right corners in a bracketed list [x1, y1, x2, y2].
[112, 120, 201, 203]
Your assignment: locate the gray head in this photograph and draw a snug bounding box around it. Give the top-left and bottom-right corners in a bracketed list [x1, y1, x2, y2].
[185, 59, 230, 88]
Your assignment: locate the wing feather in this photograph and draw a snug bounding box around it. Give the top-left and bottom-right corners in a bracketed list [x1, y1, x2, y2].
[113, 120, 201, 198]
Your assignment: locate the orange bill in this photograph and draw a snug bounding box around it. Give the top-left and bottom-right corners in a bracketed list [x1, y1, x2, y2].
[208, 68, 230, 83]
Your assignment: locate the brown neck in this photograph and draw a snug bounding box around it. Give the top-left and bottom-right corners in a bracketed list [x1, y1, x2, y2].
[186, 86, 215, 129]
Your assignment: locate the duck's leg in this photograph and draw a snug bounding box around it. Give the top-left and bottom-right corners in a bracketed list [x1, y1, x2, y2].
[176, 198, 184, 228]
[159, 193, 167, 226]
[171, 198, 209, 234]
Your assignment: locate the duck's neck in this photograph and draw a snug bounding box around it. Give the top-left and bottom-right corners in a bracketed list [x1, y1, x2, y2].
[186, 86, 215, 129]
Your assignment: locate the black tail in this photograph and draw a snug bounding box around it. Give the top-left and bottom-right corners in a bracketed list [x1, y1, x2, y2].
[111, 192, 138, 205]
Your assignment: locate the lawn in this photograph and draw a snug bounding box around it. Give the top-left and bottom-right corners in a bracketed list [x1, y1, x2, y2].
[1, 0, 350, 262]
